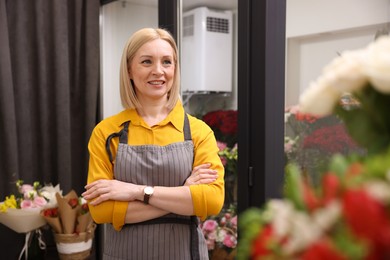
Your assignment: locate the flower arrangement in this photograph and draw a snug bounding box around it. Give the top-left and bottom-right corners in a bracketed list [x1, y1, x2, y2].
[299, 35, 390, 155]
[239, 36, 390, 259]
[217, 141, 238, 207]
[203, 110, 239, 258]
[0, 180, 61, 233]
[239, 153, 390, 259]
[284, 106, 363, 185]
[41, 191, 93, 235]
[0, 180, 59, 212]
[201, 204, 238, 259]
[218, 142, 238, 175]
[41, 190, 95, 259]
[203, 110, 238, 148]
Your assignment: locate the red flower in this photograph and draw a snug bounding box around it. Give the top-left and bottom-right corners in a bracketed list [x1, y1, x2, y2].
[251, 225, 275, 258]
[303, 180, 320, 211]
[203, 110, 237, 147]
[68, 198, 78, 208]
[295, 112, 319, 124]
[42, 207, 59, 217]
[321, 172, 341, 205]
[303, 124, 359, 154]
[80, 203, 89, 215]
[301, 238, 347, 260]
[345, 162, 364, 179]
[342, 189, 390, 242]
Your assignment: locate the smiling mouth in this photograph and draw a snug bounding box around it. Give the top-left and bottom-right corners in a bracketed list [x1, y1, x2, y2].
[148, 80, 165, 85]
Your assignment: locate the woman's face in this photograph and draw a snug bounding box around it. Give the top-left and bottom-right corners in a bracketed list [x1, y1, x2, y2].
[129, 39, 175, 104]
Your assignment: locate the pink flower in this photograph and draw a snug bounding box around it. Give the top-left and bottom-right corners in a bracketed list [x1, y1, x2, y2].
[20, 200, 33, 209]
[19, 184, 34, 195]
[202, 219, 218, 232]
[285, 105, 300, 114]
[220, 157, 227, 166]
[206, 237, 216, 250]
[223, 234, 237, 248]
[217, 141, 227, 151]
[231, 215, 237, 227]
[220, 217, 227, 226]
[33, 196, 47, 207]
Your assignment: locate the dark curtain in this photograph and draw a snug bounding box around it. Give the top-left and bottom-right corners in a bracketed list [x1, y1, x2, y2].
[0, 0, 100, 258]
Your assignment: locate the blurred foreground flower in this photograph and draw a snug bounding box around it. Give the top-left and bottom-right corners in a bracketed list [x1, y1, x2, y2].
[239, 36, 390, 260]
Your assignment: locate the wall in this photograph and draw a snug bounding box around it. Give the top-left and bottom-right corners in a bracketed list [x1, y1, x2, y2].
[100, 1, 158, 118]
[285, 0, 390, 107]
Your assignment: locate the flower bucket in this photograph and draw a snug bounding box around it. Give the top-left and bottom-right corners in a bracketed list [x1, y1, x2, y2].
[54, 223, 96, 260]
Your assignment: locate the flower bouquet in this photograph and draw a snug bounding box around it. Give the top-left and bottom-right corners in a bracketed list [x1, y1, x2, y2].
[239, 154, 390, 259]
[41, 190, 95, 260]
[238, 36, 390, 259]
[284, 105, 363, 186]
[0, 180, 61, 233]
[201, 204, 238, 259]
[217, 141, 238, 206]
[203, 110, 238, 148]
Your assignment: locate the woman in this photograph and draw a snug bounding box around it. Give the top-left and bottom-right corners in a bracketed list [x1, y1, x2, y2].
[82, 28, 225, 259]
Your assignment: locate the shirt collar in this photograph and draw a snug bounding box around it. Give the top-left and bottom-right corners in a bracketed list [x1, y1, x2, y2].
[114, 100, 185, 132]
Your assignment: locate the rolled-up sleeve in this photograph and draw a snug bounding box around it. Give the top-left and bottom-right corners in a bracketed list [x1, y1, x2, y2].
[189, 119, 225, 220]
[87, 127, 128, 231]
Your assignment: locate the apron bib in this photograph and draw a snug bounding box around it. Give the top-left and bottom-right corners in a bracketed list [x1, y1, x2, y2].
[103, 114, 209, 260]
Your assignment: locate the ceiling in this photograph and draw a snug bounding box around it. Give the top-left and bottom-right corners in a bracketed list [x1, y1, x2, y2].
[124, 0, 237, 11]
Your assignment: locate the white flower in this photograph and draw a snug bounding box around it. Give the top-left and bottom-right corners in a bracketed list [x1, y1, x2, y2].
[312, 200, 341, 230]
[364, 180, 390, 203]
[40, 184, 62, 208]
[365, 36, 390, 93]
[282, 211, 323, 255]
[299, 78, 340, 116]
[25, 190, 38, 200]
[299, 36, 390, 115]
[268, 199, 294, 238]
[323, 50, 368, 93]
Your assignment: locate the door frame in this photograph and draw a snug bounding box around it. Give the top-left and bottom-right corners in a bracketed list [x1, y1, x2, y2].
[158, 0, 287, 213]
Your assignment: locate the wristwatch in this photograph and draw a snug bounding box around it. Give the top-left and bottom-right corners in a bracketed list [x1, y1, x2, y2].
[143, 186, 154, 204]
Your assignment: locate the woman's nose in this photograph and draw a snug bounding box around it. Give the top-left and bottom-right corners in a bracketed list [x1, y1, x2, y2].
[152, 63, 163, 76]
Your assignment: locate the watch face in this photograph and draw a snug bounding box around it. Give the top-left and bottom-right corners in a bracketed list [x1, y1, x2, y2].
[145, 186, 154, 195]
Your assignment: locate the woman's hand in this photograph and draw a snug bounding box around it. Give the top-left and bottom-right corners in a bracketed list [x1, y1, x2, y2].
[184, 163, 218, 186]
[82, 179, 142, 206]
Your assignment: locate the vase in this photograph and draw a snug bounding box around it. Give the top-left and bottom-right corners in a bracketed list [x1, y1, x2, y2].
[53, 223, 96, 260]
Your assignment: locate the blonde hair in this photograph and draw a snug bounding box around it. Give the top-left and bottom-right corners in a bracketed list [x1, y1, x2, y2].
[119, 28, 180, 110]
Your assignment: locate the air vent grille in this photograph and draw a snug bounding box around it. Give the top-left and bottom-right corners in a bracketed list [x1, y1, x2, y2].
[183, 15, 194, 37]
[206, 17, 229, 33]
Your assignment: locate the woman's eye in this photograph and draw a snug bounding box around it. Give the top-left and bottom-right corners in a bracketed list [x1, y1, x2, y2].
[163, 60, 172, 65]
[141, 60, 152, 64]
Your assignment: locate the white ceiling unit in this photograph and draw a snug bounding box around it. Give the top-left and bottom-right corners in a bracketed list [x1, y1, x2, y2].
[181, 7, 233, 94]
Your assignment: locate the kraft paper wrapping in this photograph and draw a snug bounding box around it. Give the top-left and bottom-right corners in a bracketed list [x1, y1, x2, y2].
[76, 213, 93, 233]
[56, 191, 80, 234]
[0, 206, 46, 233]
[42, 214, 63, 234]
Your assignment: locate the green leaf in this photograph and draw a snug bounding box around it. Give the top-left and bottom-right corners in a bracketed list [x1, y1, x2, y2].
[284, 163, 306, 210]
[328, 154, 350, 177]
[237, 207, 265, 260]
[335, 85, 390, 155]
[332, 223, 368, 259]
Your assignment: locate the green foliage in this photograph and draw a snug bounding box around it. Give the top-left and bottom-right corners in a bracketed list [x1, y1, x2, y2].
[237, 207, 264, 260]
[284, 163, 306, 211]
[335, 85, 390, 155]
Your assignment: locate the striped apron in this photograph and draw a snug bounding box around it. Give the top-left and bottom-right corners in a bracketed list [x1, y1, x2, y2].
[103, 114, 209, 260]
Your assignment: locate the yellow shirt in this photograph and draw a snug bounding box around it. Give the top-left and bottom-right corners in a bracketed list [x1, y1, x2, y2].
[87, 101, 225, 230]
